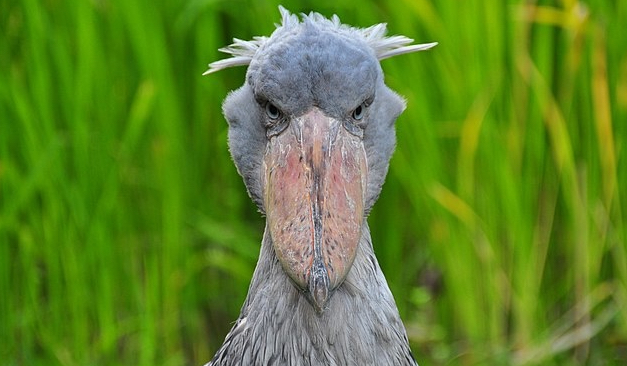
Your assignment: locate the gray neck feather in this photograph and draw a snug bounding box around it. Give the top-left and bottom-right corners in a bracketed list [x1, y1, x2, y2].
[207, 222, 417, 366]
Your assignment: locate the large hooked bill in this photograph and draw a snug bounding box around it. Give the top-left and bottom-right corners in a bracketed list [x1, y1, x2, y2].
[263, 107, 368, 313]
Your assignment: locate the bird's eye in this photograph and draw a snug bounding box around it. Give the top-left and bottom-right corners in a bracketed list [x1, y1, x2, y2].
[353, 105, 365, 121]
[352, 104, 365, 120]
[265, 103, 281, 120]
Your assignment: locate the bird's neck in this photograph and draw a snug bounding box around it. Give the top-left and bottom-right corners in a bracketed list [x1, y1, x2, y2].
[210, 222, 417, 365]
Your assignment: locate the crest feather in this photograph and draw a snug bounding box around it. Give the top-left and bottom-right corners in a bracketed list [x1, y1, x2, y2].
[203, 37, 267, 75]
[203, 6, 436, 75]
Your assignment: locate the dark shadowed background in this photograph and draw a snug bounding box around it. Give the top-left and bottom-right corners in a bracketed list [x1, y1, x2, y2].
[1, 0, 626, 365]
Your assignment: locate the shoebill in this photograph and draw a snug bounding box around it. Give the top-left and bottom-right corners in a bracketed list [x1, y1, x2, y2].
[203, 6, 436, 366]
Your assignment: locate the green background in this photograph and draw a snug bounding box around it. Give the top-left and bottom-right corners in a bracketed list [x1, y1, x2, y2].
[1, 0, 626, 365]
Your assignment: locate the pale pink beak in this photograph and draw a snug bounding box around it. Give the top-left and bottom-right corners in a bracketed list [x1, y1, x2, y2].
[263, 107, 368, 312]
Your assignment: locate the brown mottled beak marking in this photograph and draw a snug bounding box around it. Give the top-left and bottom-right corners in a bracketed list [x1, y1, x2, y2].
[263, 107, 368, 313]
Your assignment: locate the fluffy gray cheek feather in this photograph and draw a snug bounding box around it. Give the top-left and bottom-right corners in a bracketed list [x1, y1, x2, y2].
[362, 82, 405, 214]
[223, 84, 266, 212]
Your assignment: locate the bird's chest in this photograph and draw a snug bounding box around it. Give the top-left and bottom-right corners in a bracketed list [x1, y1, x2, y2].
[227, 292, 414, 366]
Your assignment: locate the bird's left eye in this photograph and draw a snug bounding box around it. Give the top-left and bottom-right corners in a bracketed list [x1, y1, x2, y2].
[266, 102, 281, 120]
[352, 104, 365, 120]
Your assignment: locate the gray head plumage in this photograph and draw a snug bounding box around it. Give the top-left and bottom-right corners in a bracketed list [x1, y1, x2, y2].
[206, 6, 436, 215]
[204, 6, 437, 75]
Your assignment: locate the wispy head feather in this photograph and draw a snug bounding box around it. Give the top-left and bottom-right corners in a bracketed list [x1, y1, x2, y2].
[203, 6, 437, 75]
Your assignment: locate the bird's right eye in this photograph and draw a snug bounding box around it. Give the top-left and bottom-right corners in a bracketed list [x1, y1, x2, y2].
[265, 102, 281, 120]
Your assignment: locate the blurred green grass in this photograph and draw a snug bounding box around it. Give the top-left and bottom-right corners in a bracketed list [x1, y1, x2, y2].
[1, 0, 626, 365]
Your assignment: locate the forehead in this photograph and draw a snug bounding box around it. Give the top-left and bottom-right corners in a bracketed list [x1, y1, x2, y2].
[246, 21, 380, 116]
